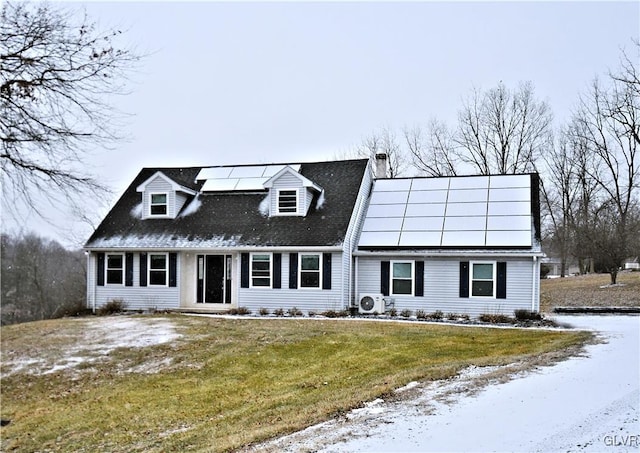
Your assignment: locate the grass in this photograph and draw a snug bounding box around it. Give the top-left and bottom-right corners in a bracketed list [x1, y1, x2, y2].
[540, 271, 640, 312]
[1, 315, 590, 452]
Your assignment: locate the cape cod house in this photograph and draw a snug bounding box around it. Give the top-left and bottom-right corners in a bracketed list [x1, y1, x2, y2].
[84, 155, 543, 317]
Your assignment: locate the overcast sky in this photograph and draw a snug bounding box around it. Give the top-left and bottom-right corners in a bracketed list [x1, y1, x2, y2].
[4, 1, 639, 247]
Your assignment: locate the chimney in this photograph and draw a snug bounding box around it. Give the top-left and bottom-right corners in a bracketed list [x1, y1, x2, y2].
[375, 153, 388, 179]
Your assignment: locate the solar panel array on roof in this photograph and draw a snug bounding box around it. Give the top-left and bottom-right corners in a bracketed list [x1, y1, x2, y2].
[195, 164, 302, 192]
[358, 174, 533, 248]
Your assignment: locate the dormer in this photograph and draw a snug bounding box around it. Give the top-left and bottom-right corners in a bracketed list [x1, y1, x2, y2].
[136, 171, 197, 219]
[263, 166, 323, 217]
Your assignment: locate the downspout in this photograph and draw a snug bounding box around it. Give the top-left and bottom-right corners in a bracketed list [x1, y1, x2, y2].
[86, 251, 96, 313]
[354, 256, 359, 309]
[531, 255, 538, 312]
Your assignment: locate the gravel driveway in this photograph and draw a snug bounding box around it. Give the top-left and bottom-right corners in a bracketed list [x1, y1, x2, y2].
[256, 315, 639, 453]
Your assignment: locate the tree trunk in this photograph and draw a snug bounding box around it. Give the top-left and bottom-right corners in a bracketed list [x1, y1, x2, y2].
[610, 269, 618, 285]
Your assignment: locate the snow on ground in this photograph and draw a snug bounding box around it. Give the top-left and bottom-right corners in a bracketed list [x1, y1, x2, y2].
[255, 315, 640, 453]
[2, 316, 181, 377]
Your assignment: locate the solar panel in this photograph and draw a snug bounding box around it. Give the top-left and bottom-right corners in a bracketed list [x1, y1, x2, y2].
[196, 164, 302, 192]
[358, 174, 533, 248]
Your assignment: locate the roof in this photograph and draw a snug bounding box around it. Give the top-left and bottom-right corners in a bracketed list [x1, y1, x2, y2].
[85, 159, 369, 249]
[357, 173, 541, 251]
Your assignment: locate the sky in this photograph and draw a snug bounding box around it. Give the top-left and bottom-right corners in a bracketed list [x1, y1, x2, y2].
[3, 1, 639, 248]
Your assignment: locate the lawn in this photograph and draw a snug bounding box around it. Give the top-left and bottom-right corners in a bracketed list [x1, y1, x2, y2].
[540, 271, 640, 312]
[0, 315, 590, 452]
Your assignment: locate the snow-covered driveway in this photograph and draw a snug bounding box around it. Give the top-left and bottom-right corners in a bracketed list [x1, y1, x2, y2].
[261, 315, 640, 453]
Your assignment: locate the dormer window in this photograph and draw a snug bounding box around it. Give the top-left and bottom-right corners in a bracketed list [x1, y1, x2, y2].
[278, 189, 298, 214]
[150, 193, 168, 216]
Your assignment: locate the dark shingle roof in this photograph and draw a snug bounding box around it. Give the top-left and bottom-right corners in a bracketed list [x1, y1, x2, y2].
[85, 159, 369, 249]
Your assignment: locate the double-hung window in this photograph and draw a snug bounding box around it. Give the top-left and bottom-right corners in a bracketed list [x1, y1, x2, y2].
[251, 253, 271, 288]
[150, 193, 168, 216]
[106, 253, 124, 285]
[277, 189, 298, 214]
[299, 254, 321, 288]
[391, 261, 413, 295]
[149, 253, 168, 286]
[470, 261, 495, 297]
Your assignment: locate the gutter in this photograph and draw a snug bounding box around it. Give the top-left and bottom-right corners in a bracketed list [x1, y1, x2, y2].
[84, 245, 344, 253]
[353, 250, 545, 258]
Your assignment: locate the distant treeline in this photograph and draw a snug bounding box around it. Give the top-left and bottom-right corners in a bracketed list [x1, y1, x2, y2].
[1, 234, 87, 326]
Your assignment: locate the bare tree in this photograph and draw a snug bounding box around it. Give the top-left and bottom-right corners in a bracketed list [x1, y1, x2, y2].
[569, 43, 640, 283]
[405, 119, 458, 176]
[455, 81, 553, 175]
[0, 1, 140, 222]
[354, 127, 410, 178]
[1, 233, 86, 325]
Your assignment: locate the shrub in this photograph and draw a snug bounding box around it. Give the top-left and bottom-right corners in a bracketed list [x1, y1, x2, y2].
[479, 313, 515, 324]
[415, 310, 427, 319]
[258, 307, 270, 316]
[321, 310, 348, 318]
[228, 307, 251, 315]
[388, 307, 398, 317]
[446, 312, 457, 320]
[514, 309, 542, 321]
[459, 313, 470, 321]
[428, 310, 444, 320]
[97, 298, 126, 316]
[400, 309, 412, 318]
[287, 307, 303, 317]
[308, 311, 317, 317]
[273, 308, 285, 317]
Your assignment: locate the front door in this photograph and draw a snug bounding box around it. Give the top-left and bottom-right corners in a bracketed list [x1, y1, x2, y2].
[197, 254, 232, 303]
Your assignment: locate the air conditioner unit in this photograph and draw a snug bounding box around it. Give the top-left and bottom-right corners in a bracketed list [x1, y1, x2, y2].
[359, 293, 385, 314]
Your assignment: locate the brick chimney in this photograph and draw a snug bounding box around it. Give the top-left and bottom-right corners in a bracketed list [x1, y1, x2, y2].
[375, 153, 388, 179]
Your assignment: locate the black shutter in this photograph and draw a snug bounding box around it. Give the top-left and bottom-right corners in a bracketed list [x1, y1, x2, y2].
[322, 253, 332, 290]
[97, 253, 105, 286]
[273, 253, 282, 289]
[125, 253, 134, 286]
[140, 253, 147, 287]
[497, 262, 507, 299]
[240, 253, 249, 288]
[381, 261, 390, 296]
[415, 260, 424, 297]
[459, 261, 469, 298]
[289, 253, 298, 289]
[169, 253, 177, 287]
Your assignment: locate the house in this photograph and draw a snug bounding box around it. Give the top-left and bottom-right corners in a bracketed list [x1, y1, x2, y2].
[84, 155, 543, 317]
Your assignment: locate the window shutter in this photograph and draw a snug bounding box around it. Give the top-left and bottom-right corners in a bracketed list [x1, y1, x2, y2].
[97, 253, 105, 286]
[415, 260, 424, 297]
[125, 253, 134, 286]
[169, 253, 177, 287]
[322, 253, 332, 290]
[273, 253, 282, 289]
[381, 261, 390, 296]
[289, 253, 298, 289]
[459, 261, 469, 298]
[240, 253, 249, 288]
[140, 253, 147, 287]
[497, 262, 507, 299]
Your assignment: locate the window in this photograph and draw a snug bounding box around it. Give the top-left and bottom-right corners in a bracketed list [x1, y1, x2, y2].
[149, 253, 168, 286]
[251, 253, 271, 287]
[299, 254, 321, 288]
[278, 189, 298, 214]
[150, 193, 168, 216]
[106, 254, 124, 285]
[471, 262, 495, 297]
[391, 261, 413, 295]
